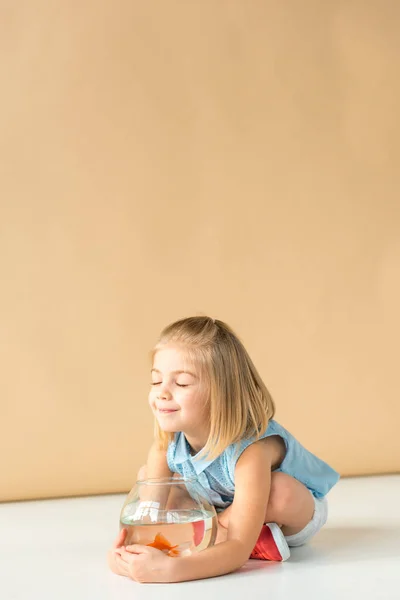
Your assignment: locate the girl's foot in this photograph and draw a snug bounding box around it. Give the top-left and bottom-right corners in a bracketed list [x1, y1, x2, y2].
[250, 523, 291, 561]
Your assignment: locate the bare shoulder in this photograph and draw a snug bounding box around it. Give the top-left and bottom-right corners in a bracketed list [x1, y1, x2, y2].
[238, 434, 286, 471]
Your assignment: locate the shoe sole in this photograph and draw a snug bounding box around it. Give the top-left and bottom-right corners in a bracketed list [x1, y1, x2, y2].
[268, 522, 291, 561]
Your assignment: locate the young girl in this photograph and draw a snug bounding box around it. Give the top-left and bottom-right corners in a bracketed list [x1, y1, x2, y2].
[109, 316, 339, 583]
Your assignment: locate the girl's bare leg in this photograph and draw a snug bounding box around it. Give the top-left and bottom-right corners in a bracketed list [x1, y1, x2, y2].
[216, 471, 315, 542]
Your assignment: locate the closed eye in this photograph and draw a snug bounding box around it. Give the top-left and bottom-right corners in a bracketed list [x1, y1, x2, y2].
[151, 382, 189, 387]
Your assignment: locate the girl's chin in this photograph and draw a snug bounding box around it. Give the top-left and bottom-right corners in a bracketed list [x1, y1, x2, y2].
[156, 421, 178, 433]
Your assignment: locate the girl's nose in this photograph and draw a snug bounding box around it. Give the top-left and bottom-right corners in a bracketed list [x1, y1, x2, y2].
[158, 383, 172, 399]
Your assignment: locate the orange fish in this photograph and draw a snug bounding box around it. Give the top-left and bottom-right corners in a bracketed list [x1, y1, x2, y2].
[146, 533, 180, 557]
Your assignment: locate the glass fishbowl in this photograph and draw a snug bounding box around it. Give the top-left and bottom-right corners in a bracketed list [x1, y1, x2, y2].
[119, 476, 217, 557]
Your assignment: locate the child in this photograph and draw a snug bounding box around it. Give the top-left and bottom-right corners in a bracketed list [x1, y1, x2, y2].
[108, 316, 339, 583]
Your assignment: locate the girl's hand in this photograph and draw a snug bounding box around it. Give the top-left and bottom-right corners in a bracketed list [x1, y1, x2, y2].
[113, 543, 174, 583]
[107, 528, 128, 575]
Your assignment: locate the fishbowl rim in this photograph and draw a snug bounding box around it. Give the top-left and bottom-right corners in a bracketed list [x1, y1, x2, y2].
[135, 475, 198, 486]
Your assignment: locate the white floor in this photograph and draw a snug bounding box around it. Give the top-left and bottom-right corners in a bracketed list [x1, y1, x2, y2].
[1, 475, 399, 600]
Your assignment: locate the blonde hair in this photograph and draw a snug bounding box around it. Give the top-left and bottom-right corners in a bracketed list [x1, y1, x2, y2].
[150, 316, 275, 459]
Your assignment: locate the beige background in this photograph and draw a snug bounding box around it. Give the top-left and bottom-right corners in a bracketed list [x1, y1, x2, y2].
[1, 1, 399, 502]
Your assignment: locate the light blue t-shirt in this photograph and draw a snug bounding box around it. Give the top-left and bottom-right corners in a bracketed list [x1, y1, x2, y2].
[167, 419, 340, 509]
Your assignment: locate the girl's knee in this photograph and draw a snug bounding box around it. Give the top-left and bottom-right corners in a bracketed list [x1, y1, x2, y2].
[269, 473, 295, 508]
[267, 472, 306, 518]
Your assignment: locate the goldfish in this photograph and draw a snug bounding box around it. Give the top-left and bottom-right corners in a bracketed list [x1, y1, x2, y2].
[146, 532, 181, 557]
[146, 521, 207, 557]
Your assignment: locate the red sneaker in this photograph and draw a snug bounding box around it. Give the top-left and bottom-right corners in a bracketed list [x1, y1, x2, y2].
[250, 523, 291, 562]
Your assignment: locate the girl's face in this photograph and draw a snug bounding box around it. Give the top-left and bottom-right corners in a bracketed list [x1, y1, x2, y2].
[148, 345, 210, 451]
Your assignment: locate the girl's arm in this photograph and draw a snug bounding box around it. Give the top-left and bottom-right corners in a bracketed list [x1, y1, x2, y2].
[166, 439, 274, 582]
[135, 439, 173, 504]
[110, 440, 173, 574]
[146, 439, 173, 479]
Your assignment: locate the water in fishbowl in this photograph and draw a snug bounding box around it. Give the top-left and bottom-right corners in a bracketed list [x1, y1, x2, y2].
[120, 506, 217, 557]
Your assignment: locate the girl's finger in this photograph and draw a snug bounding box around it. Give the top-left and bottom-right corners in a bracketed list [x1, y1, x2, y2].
[125, 543, 151, 554]
[119, 547, 136, 562]
[115, 546, 129, 560]
[115, 553, 129, 573]
[113, 528, 127, 549]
